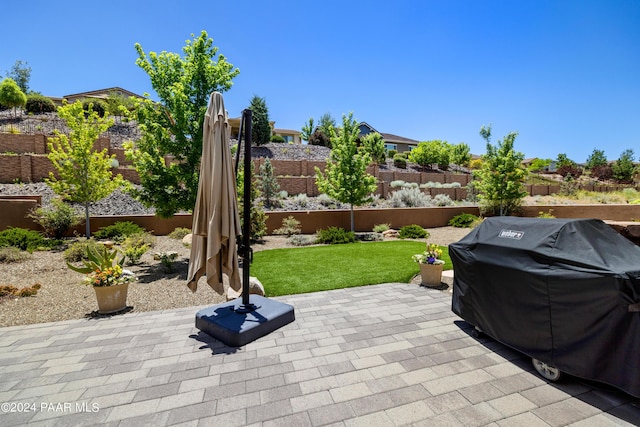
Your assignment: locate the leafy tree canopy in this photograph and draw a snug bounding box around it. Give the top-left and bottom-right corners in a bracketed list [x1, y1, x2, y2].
[612, 149, 636, 183]
[47, 101, 127, 237]
[0, 78, 27, 116]
[585, 149, 608, 170]
[409, 140, 450, 169]
[124, 30, 239, 218]
[6, 60, 31, 93]
[451, 143, 472, 169]
[360, 132, 386, 165]
[474, 124, 528, 216]
[315, 112, 377, 231]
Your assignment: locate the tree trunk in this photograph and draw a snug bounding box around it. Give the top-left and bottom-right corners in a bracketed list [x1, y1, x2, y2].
[85, 202, 91, 238]
[350, 204, 355, 232]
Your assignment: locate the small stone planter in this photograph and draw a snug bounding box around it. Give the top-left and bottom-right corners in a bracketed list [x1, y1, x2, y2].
[93, 283, 129, 314]
[419, 263, 443, 287]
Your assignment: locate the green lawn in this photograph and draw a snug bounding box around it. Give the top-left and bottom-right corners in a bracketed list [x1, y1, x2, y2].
[251, 241, 452, 297]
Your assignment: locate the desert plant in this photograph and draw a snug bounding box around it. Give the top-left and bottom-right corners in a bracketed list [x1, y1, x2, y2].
[287, 234, 317, 246]
[0, 246, 31, 263]
[316, 227, 356, 244]
[398, 224, 429, 239]
[390, 180, 406, 188]
[93, 221, 145, 243]
[448, 213, 479, 228]
[389, 188, 432, 208]
[0, 285, 19, 297]
[273, 216, 302, 236]
[373, 223, 391, 233]
[123, 245, 149, 265]
[290, 193, 309, 208]
[154, 251, 179, 273]
[28, 198, 83, 239]
[168, 227, 191, 240]
[432, 194, 454, 206]
[63, 239, 101, 263]
[122, 232, 155, 265]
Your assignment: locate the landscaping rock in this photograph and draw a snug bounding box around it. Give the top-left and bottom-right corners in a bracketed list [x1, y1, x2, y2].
[182, 234, 193, 246]
[226, 276, 265, 301]
[382, 229, 399, 238]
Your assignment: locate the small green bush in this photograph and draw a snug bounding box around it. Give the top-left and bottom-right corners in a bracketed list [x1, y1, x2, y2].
[316, 227, 356, 244]
[29, 198, 82, 239]
[270, 134, 285, 143]
[389, 188, 432, 208]
[63, 239, 101, 263]
[0, 247, 31, 263]
[373, 223, 390, 233]
[25, 94, 56, 114]
[448, 213, 480, 228]
[0, 285, 19, 297]
[393, 154, 407, 169]
[82, 99, 107, 117]
[388, 149, 397, 158]
[0, 227, 58, 252]
[398, 224, 429, 239]
[94, 221, 145, 242]
[273, 216, 302, 236]
[168, 227, 191, 240]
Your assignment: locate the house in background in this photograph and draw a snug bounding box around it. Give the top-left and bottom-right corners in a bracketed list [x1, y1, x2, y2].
[228, 117, 302, 144]
[358, 122, 419, 153]
[50, 87, 145, 106]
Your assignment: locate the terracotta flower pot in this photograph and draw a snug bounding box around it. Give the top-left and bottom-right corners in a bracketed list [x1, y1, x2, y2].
[419, 263, 443, 286]
[93, 283, 129, 314]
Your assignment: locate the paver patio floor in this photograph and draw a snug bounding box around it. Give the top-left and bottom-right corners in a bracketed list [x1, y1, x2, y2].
[1, 283, 639, 426]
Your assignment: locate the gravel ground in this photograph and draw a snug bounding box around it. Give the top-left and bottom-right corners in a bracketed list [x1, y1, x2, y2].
[0, 228, 471, 327]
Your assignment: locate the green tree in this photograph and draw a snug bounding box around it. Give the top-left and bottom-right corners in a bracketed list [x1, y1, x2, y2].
[556, 153, 576, 168]
[301, 117, 314, 143]
[0, 78, 27, 117]
[527, 158, 552, 172]
[249, 95, 271, 146]
[237, 161, 267, 240]
[47, 101, 126, 237]
[612, 149, 635, 183]
[360, 132, 386, 165]
[315, 112, 377, 231]
[124, 30, 239, 218]
[585, 149, 607, 170]
[258, 158, 280, 208]
[451, 143, 471, 169]
[474, 125, 528, 216]
[409, 140, 450, 169]
[318, 113, 336, 136]
[6, 60, 31, 93]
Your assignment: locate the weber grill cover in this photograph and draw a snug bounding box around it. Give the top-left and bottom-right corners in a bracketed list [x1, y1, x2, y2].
[450, 217, 640, 397]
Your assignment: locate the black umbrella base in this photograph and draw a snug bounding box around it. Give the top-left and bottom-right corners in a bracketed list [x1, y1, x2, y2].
[195, 295, 295, 347]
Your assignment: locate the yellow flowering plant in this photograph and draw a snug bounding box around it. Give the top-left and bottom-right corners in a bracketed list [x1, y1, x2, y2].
[67, 244, 136, 287]
[412, 243, 445, 265]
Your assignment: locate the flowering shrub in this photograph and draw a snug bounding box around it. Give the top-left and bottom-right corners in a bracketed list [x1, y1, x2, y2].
[412, 243, 445, 265]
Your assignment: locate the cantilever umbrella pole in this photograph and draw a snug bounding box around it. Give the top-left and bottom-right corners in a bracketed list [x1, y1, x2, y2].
[239, 108, 254, 310]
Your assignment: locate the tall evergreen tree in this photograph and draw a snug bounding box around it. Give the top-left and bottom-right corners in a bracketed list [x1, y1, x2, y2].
[258, 158, 281, 208]
[249, 95, 271, 146]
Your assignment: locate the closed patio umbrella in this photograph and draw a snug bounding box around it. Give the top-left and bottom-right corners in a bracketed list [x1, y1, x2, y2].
[186, 92, 241, 295]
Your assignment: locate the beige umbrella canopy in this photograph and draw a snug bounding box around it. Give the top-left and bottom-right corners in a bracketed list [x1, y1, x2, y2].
[187, 92, 241, 295]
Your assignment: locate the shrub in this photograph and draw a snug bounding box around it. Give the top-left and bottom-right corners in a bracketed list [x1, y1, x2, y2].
[316, 193, 337, 207]
[273, 216, 302, 236]
[288, 234, 317, 246]
[0, 227, 58, 252]
[373, 223, 390, 233]
[94, 221, 145, 242]
[0, 285, 18, 297]
[388, 149, 397, 158]
[82, 99, 107, 117]
[591, 165, 613, 181]
[448, 213, 480, 228]
[153, 251, 179, 273]
[0, 246, 31, 263]
[63, 239, 101, 263]
[122, 232, 156, 249]
[432, 194, 454, 206]
[290, 193, 309, 209]
[389, 188, 432, 207]
[168, 227, 191, 240]
[390, 180, 406, 188]
[29, 198, 83, 239]
[356, 232, 384, 242]
[15, 286, 39, 297]
[557, 164, 583, 179]
[398, 224, 429, 239]
[316, 227, 356, 244]
[270, 134, 285, 143]
[393, 154, 407, 169]
[123, 245, 148, 265]
[25, 94, 56, 114]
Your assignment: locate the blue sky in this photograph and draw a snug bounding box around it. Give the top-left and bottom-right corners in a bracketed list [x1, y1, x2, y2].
[1, 0, 638, 162]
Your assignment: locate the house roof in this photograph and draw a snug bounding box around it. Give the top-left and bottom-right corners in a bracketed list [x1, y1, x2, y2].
[359, 121, 419, 144]
[63, 87, 145, 100]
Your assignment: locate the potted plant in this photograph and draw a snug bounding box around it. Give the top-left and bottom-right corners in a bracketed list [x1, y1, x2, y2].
[412, 243, 445, 286]
[67, 244, 136, 314]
